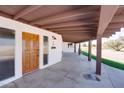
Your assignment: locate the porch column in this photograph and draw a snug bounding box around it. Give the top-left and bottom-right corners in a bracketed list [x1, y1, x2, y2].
[88, 40, 92, 61]
[96, 36, 102, 75]
[74, 43, 76, 53]
[78, 43, 81, 55]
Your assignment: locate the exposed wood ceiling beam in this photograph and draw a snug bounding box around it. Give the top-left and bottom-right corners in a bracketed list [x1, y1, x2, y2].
[37, 13, 99, 26]
[62, 37, 91, 42]
[57, 33, 96, 37]
[0, 11, 13, 19]
[53, 30, 96, 33]
[76, 38, 96, 43]
[104, 31, 117, 36]
[52, 29, 96, 32]
[112, 14, 124, 23]
[0, 11, 29, 24]
[103, 28, 121, 37]
[62, 33, 94, 36]
[59, 32, 96, 37]
[119, 5, 124, 8]
[47, 27, 97, 31]
[13, 5, 42, 20]
[105, 28, 120, 32]
[56, 31, 96, 34]
[62, 35, 92, 40]
[30, 6, 99, 25]
[41, 20, 98, 27]
[62, 34, 95, 43]
[63, 38, 93, 43]
[109, 22, 124, 29]
[54, 30, 97, 35]
[103, 32, 116, 37]
[106, 28, 120, 31]
[97, 5, 119, 36]
[104, 31, 115, 34]
[31, 11, 98, 25]
[41, 21, 97, 29]
[103, 28, 120, 38]
[42, 24, 97, 29]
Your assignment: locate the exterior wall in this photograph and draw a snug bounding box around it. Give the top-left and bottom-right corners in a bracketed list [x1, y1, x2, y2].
[0, 16, 62, 86]
[62, 42, 74, 52]
[62, 42, 79, 53]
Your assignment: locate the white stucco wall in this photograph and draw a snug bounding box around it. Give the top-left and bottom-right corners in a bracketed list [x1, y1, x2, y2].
[0, 16, 62, 86]
[62, 42, 79, 53]
[62, 42, 74, 52]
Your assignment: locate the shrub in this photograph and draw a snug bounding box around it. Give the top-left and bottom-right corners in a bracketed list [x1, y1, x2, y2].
[104, 36, 124, 51]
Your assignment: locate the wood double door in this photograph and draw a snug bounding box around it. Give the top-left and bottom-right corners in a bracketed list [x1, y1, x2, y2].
[22, 32, 39, 74]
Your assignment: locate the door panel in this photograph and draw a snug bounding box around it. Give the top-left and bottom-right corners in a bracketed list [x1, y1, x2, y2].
[22, 32, 39, 74]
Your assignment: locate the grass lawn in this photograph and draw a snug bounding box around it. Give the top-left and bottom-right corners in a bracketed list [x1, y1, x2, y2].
[81, 47, 124, 70]
[81, 47, 124, 63]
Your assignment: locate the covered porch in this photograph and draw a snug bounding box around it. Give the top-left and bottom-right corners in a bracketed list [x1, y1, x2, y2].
[0, 5, 124, 87]
[0, 5, 123, 76]
[2, 53, 124, 88]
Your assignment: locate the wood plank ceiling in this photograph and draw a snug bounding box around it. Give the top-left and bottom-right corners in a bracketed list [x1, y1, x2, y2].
[0, 5, 123, 43]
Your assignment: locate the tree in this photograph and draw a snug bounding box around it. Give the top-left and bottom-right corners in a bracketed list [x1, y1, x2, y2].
[118, 36, 124, 45]
[104, 36, 124, 51]
[83, 43, 87, 47]
[92, 44, 96, 47]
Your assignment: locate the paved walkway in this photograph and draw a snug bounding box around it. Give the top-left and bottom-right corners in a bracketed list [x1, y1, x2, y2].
[1, 53, 124, 88]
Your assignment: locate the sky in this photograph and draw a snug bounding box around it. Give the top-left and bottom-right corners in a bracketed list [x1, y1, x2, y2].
[109, 28, 124, 40]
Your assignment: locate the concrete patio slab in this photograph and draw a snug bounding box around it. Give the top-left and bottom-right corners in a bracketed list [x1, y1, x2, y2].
[1, 53, 124, 88]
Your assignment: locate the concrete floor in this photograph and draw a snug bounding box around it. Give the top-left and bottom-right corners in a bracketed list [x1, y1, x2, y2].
[1, 53, 124, 88]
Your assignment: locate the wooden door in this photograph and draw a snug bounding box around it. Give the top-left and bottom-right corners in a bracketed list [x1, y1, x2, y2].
[22, 32, 39, 74]
[30, 34, 39, 71]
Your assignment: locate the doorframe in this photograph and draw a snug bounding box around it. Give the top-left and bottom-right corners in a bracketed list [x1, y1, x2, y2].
[22, 32, 40, 75]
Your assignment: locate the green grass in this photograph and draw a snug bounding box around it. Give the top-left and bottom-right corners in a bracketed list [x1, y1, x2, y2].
[81, 51, 124, 70]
